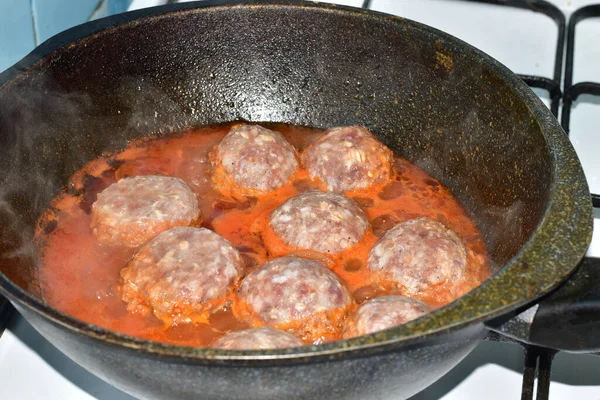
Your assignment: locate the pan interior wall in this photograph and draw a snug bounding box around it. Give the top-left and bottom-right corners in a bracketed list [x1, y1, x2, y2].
[0, 5, 551, 293]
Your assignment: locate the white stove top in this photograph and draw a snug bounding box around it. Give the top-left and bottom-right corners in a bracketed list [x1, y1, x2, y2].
[3, 0, 600, 399]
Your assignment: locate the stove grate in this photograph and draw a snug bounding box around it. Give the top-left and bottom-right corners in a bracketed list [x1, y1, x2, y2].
[561, 4, 600, 207]
[457, 0, 566, 117]
[521, 346, 557, 400]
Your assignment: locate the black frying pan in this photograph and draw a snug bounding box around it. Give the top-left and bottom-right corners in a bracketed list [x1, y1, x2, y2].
[0, 2, 592, 399]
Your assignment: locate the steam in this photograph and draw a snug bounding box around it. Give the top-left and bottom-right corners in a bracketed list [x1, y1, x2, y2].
[0, 76, 95, 295]
[0, 72, 196, 295]
[413, 108, 546, 271]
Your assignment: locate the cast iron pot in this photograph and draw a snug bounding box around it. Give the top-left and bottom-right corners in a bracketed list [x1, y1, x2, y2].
[0, 1, 592, 399]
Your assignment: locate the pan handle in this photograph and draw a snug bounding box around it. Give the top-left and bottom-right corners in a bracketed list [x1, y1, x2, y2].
[484, 256, 600, 354]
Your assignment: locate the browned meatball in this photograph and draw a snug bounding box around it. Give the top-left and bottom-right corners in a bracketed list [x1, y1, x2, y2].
[91, 175, 200, 247]
[301, 126, 393, 193]
[343, 295, 430, 338]
[238, 256, 353, 341]
[119, 227, 243, 324]
[268, 191, 369, 254]
[211, 327, 303, 350]
[211, 125, 299, 194]
[368, 218, 467, 300]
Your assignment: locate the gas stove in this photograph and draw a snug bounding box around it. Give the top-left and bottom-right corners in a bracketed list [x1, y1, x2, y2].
[1, 1, 600, 399]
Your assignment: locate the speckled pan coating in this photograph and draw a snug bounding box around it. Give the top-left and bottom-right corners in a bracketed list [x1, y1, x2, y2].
[0, 2, 593, 400]
[269, 191, 369, 253]
[239, 256, 352, 326]
[368, 217, 467, 300]
[212, 124, 299, 193]
[212, 327, 304, 350]
[119, 227, 243, 323]
[344, 295, 430, 338]
[91, 175, 200, 247]
[302, 126, 393, 193]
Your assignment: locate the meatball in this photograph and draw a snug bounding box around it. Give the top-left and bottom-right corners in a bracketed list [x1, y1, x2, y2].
[119, 227, 243, 323]
[301, 126, 393, 193]
[368, 217, 467, 300]
[344, 295, 430, 338]
[211, 124, 299, 194]
[91, 175, 200, 247]
[268, 191, 369, 254]
[212, 327, 303, 350]
[238, 256, 353, 341]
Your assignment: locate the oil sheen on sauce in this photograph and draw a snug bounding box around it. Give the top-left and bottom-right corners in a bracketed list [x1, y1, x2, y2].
[37, 123, 490, 347]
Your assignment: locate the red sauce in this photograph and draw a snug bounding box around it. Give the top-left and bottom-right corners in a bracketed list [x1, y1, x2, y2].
[37, 123, 490, 347]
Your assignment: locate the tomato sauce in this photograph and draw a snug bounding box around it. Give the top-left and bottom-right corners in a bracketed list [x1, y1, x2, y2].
[37, 122, 490, 347]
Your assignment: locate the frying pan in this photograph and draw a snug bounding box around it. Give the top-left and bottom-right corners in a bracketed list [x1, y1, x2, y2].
[0, 1, 592, 399]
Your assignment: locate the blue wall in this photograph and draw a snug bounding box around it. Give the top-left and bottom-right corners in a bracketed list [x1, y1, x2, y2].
[0, 0, 133, 73]
[0, 0, 36, 72]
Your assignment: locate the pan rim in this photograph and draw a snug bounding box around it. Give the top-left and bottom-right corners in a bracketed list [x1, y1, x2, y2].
[0, 0, 592, 364]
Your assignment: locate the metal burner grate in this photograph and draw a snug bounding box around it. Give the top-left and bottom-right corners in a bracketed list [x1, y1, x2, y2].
[365, 0, 566, 116]
[521, 346, 557, 400]
[0, 296, 12, 340]
[561, 4, 600, 207]
[459, 0, 566, 118]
